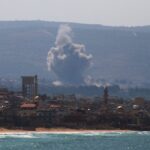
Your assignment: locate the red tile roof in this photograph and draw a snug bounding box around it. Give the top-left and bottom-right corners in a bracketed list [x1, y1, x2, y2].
[20, 103, 37, 109]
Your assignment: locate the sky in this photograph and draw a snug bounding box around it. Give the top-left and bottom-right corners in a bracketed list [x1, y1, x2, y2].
[0, 0, 150, 26]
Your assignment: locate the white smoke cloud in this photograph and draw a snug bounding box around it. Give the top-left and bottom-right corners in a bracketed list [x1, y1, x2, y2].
[52, 80, 63, 86]
[55, 24, 72, 47]
[47, 24, 93, 85]
[84, 75, 101, 87]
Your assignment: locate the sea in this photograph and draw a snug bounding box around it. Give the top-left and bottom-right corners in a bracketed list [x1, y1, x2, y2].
[0, 131, 150, 150]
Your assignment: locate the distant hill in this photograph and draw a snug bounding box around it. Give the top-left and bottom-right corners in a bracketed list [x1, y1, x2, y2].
[0, 21, 150, 87]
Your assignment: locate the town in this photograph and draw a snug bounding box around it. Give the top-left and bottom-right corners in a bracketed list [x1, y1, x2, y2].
[0, 75, 150, 131]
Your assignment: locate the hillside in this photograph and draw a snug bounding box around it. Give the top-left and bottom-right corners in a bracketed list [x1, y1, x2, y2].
[0, 21, 150, 87]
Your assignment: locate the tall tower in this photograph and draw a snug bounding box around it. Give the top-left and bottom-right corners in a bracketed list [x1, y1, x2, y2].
[103, 86, 108, 105]
[22, 75, 38, 99]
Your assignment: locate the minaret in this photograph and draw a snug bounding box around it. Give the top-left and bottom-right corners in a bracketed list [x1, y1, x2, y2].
[103, 86, 108, 105]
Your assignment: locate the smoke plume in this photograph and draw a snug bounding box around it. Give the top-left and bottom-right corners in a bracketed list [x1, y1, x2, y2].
[47, 24, 92, 85]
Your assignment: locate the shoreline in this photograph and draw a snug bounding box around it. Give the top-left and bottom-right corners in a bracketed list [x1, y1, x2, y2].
[0, 127, 133, 134]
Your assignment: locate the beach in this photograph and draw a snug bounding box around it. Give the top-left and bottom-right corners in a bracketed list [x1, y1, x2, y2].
[0, 127, 131, 134]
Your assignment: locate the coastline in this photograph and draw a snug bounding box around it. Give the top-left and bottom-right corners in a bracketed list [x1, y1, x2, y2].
[0, 127, 132, 134]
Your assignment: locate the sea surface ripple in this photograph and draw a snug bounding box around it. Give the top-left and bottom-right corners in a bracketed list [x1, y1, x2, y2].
[0, 131, 149, 150]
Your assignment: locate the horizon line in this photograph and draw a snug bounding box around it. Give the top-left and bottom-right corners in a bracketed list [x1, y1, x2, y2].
[0, 19, 150, 28]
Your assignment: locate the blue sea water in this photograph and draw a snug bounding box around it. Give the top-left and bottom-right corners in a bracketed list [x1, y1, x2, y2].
[0, 131, 150, 150]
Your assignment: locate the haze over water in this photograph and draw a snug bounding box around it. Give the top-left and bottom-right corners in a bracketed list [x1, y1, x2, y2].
[0, 131, 150, 150]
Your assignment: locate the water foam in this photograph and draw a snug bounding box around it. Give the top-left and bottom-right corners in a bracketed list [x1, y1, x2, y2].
[0, 131, 149, 139]
[0, 133, 37, 139]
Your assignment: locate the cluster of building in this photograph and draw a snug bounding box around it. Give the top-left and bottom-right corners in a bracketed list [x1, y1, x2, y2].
[0, 75, 150, 130]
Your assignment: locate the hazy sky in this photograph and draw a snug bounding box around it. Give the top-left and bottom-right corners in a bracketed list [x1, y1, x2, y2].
[0, 0, 150, 26]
